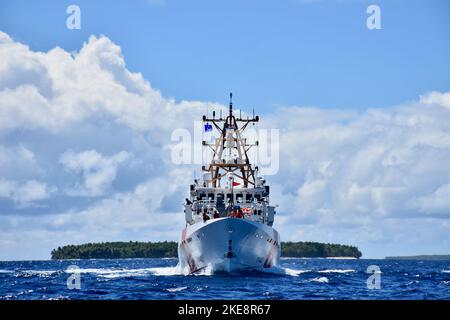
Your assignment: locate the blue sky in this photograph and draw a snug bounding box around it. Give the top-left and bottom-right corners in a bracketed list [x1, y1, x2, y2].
[1, 0, 450, 260]
[1, 0, 449, 111]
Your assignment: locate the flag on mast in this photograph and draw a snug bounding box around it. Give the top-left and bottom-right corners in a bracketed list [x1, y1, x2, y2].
[204, 123, 212, 132]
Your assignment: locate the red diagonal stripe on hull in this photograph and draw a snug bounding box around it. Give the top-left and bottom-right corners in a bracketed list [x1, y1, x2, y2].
[263, 243, 277, 268]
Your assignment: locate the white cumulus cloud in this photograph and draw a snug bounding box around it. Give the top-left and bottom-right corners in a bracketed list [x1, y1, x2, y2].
[420, 91, 450, 110]
[0, 30, 449, 259]
[0, 31, 207, 134]
[60, 150, 132, 197]
[267, 98, 450, 228]
[0, 179, 56, 208]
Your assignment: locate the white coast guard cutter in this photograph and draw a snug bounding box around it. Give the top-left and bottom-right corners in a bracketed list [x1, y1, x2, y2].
[178, 93, 280, 273]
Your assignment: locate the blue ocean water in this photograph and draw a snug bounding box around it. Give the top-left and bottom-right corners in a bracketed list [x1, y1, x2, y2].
[0, 258, 449, 300]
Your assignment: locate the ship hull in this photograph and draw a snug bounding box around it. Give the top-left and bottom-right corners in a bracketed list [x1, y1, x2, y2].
[178, 218, 280, 273]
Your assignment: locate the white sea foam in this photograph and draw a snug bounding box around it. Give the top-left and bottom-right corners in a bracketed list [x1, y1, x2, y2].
[179, 264, 312, 277]
[0, 269, 13, 273]
[99, 270, 149, 279]
[282, 268, 311, 277]
[249, 266, 311, 277]
[17, 289, 34, 296]
[311, 276, 329, 283]
[442, 270, 450, 273]
[47, 295, 70, 300]
[318, 269, 355, 274]
[148, 266, 183, 276]
[66, 266, 184, 278]
[65, 268, 118, 274]
[21, 270, 59, 276]
[190, 264, 216, 276]
[167, 286, 188, 292]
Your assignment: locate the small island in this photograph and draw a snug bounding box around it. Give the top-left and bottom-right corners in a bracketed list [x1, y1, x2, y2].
[51, 241, 362, 259]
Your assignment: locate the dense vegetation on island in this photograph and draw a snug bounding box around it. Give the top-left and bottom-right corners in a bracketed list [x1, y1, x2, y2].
[51, 241, 177, 260]
[281, 241, 362, 258]
[51, 241, 362, 259]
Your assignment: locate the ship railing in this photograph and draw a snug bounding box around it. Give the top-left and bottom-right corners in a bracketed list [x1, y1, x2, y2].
[195, 199, 216, 206]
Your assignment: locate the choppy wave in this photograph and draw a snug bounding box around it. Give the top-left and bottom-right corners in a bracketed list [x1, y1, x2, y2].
[260, 267, 356, 276]
[148, 266, 183, 276]
[65, 265, 315, 278]
[13, 270, 60, 278]
[281, 268, 311, 276]
[0, 269, 13, 273]
[64, 266, 183, 278]
[166, 286, 188, 292]
[1, 258, 449, 299]
[24, 270, 58, 275]
[310, 276, 329, 283]
[318, 269, 355, 274]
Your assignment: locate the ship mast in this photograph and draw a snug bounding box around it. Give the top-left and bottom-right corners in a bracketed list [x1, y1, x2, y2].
[202, 93, 259, 188]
